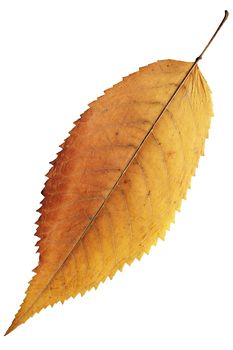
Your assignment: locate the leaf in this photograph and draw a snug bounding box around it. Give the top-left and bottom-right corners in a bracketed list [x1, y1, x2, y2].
[6, 59, 213, 334]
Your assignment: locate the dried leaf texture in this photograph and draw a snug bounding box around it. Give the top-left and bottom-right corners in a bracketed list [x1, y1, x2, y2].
[6, 60, 213, 334]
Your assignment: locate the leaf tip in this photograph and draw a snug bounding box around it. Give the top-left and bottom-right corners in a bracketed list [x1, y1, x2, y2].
[4, 321, 17, 336]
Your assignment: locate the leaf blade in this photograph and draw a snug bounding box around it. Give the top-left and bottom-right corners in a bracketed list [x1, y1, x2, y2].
[6, 60, 213, 334]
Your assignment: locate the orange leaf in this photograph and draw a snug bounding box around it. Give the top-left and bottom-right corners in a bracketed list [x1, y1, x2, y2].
[6, 11, 229, 334]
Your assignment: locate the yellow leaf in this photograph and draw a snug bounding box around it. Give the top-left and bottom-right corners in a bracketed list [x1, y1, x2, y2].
[5, 11, 229, 335]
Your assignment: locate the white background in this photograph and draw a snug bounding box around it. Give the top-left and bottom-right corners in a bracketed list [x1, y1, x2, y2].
[0, 0, 232, 349]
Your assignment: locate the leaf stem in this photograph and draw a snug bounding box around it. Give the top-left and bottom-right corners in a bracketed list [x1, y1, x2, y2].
[195, 10, 229, 63]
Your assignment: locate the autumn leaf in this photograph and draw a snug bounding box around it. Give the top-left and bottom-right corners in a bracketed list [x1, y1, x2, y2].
[5, 11, 229, 335]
